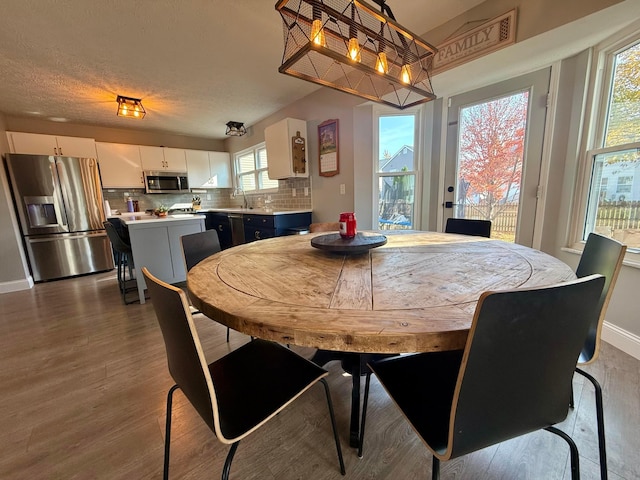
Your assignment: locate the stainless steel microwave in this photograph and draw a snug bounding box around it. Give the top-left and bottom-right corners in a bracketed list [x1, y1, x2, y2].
[144, 171, 190, 194]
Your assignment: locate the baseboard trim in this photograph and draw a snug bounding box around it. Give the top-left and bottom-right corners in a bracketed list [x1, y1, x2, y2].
[0, 276, 34, 294]
[602, 321, 640, 361]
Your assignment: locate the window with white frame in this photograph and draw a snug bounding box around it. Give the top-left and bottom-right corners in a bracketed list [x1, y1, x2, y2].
[375, 110, 421, 230]
[234, 143, 278, 192]
[583, 37, 640, 248]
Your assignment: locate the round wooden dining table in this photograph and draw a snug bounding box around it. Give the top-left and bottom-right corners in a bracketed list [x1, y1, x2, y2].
[187, 230, 576, 446]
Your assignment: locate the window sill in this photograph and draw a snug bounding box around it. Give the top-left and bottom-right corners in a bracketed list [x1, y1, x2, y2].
[561, 246, 640, 269]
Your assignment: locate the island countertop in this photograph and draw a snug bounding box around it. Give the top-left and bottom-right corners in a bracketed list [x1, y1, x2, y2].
[113, 213, 204, 226]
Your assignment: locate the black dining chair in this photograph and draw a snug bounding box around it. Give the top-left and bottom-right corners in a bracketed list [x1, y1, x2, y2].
[142, 267, 345, 480]
[572, 232, 626, 480]
[358, 274, 605, 480]
[103, 220, 137, 304]
[178, 229, 233, 341]
[445, 218, 492, 238]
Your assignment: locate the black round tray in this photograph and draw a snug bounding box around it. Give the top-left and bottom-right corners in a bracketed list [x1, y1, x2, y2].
[310, 232, 387, 254]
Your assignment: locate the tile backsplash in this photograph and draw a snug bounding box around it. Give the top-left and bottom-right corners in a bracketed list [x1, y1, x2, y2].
[103, 177, 312, 213]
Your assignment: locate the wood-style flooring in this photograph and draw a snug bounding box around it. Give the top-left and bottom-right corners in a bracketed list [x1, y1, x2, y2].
[0, 270, 638, 479]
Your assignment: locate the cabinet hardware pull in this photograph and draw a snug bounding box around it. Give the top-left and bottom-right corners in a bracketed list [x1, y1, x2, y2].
[59, 147, 63, 155]
[255, 231, 261, 240]
[218, 225, 223, 231]
[54, 147, 58, 155]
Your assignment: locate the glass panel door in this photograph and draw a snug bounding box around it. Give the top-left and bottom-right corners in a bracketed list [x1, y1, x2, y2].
[455, 91, 528, 242]
[443, 68, 551, 246]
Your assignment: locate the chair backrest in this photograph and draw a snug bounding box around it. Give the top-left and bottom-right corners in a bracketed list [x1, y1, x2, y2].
[445, 218, 492, 238]
[310, 222, 341, 233]
[180, 229, 222, 272]
[103, 220, 131, 253]
[575, 233, 626, 364]
[142, 267, 220, 436]
[446, 274, 605, 460]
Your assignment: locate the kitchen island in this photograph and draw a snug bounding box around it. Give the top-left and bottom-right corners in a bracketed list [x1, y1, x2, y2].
[117, 213, 205, 304]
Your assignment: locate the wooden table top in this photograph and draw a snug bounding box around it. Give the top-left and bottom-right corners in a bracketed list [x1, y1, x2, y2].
[188, 231, 576, 354]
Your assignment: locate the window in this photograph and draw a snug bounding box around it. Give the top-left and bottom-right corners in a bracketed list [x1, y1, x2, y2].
[375, 111, 420, 230]
[234, 143, 278, 192]
[583, 38, 640, 248]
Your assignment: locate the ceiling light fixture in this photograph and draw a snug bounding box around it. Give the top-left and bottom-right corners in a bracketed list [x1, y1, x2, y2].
[226, 121, 247, 136]
[116, 95, 146, 119]
[275, 0, 438, 109]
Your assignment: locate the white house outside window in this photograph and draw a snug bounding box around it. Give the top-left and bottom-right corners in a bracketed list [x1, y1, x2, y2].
[583, 37, 640, 249]
[235, 143, 278, 192]
[375, 111, 421, 230]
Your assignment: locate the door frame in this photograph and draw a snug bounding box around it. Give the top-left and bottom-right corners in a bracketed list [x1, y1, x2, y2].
[438, 67, 555, 248]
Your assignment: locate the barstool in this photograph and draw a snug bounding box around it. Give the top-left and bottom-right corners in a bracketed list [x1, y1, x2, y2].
[104, 220, 138, 304]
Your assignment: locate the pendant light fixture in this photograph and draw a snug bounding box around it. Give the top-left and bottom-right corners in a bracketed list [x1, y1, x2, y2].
[275, 0, 438, 109]
[225, 121, 247, 136]
[116, 95, 146, 119]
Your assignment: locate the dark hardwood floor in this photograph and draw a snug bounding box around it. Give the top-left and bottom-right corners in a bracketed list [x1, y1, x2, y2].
[0, 270, 638, 479]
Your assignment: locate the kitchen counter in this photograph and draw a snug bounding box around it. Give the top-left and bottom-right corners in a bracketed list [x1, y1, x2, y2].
[199, 207, 312, 215]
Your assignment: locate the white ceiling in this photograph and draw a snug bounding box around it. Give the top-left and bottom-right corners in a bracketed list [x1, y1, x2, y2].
[0, 0, 485, 140]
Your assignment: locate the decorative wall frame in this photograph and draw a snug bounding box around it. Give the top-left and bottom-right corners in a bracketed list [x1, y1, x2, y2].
[318, 119, 339, 177]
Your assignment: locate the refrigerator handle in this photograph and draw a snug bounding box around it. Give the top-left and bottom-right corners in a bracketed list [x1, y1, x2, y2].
[53, 161, 69, 227]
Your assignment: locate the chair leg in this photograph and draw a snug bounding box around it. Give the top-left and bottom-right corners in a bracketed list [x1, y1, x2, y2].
[226, 327, 230, 342]
[569, 381, 575, 409]
[320, 378, 346, 475]
[164, 384, 180, 480]
[432, 456, 440, 480]
[545, 426, 580, 480]
[222, 442, 239, 480]
[576, 367, 608, 480]
[357, 371, 372, 458]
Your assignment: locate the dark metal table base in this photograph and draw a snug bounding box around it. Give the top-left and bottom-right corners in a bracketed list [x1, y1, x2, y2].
[311, 349, 396, 448]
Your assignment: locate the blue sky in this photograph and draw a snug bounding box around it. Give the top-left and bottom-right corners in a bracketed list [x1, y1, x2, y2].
[379, 115, 415, 158]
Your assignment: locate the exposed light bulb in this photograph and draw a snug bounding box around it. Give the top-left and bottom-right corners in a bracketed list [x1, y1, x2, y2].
[400, 64, 411, 84]
[375, 52, 388, 74]
[347, 37, 361, 62]
[310, 19, 326, 47]
[122, 105, 128, 115]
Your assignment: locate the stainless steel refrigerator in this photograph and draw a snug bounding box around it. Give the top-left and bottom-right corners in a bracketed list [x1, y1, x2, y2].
[5, 153, 114, 281]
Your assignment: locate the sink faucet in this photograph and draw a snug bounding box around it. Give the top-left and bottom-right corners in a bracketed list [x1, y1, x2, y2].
[233, 187, 248, 208]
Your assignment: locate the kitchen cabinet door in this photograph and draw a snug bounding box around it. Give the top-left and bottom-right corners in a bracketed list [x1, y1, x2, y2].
[264, 118, 308, 179]
[7, 132, 97, 158]
[186, 150, 231, 188]
[164, 147, 187, 171]
[96, 142, 144, 188]
[186, 149, 210, 188]
[139, 146, 166, 171]
[208, 151, 231, 187]
[140, 146, 187, 171]
[55, 135, 98, 158]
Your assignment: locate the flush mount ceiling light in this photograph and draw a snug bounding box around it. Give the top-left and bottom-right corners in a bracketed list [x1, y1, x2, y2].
[226, 121, 247, 136]
[275, 0, 438, 109]
[116, 95, 146, 119]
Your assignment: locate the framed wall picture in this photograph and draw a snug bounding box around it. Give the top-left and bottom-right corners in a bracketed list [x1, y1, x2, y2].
[318, 119, 339, 177]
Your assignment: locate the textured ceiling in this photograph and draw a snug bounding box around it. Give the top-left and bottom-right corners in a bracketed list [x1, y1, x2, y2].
[0, 0, 485, 140]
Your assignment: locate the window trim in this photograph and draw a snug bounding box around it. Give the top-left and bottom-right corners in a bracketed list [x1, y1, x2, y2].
[571, 26, 640, 252]
[234, 142, 278, 194]
[373, 107, 423, 230]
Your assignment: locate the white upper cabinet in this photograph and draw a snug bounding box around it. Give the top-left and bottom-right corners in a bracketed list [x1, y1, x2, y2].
[264, 118, 308, 179]
[96, 142, 144, 188]
[140, 146, 187, 172]
[7, 132, 97, 158]
[186, 150, 231, 188]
